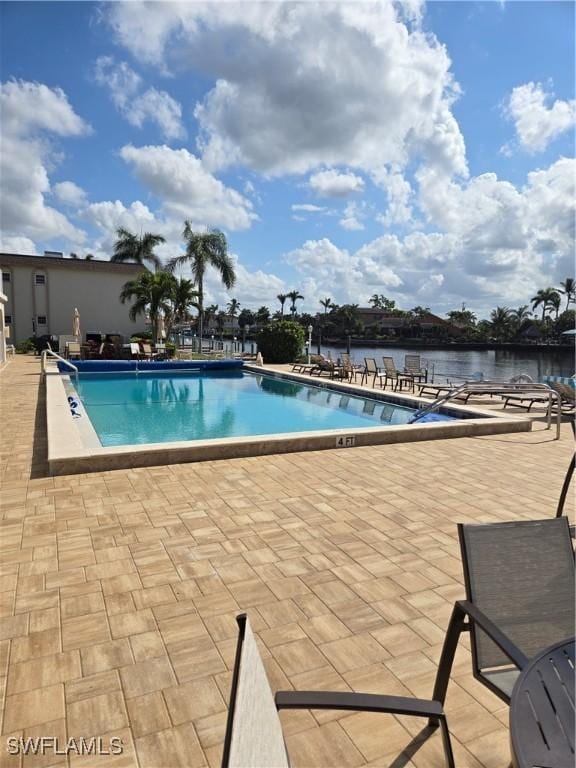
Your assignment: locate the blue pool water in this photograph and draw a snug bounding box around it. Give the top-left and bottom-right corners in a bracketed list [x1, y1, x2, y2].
[72, 370, 456, 447]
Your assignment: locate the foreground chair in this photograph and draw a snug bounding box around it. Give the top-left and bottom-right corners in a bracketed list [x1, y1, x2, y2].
[222, 614, 454, 768]
[404, 354, 427, 383]
[432, 518, 575, 708]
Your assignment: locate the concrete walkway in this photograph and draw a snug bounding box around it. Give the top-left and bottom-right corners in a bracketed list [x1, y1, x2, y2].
[0, 356, 573, 767]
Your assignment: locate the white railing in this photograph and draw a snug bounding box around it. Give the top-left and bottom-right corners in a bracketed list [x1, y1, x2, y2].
[41, 346, 79, 380]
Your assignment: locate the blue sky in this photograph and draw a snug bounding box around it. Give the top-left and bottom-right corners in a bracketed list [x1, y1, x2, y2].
[1, 1, 574, 317]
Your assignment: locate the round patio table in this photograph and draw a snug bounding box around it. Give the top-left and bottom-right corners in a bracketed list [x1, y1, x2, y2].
[510, 637, 575, 768]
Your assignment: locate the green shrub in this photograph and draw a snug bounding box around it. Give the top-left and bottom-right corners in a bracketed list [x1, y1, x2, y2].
[15, 338, 36, 354]
[256, 321, 305, 363]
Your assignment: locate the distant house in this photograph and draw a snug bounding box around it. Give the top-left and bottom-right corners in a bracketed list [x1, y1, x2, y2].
[0, 251, 145, 345]
[356, 307, 456, 337]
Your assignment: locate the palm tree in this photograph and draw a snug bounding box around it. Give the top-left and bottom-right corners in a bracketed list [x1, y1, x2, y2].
[287, 290, 304, 317]
[490, 307, 512, 340]
[120, 271, 176, 340]
[172, 278, 199, 327]
[277, 293, 288, 317]
[215, 310, 227, 340]
[255, 306, 271, 326]
[168, 222, 236, 343]
[227, 298, 241, 317]
[205, 304, 219, 329]
[319, 297, 332, 316]
[531, 288, 561, 322]
[558, 278, 575, 312]
[112, 228, 166, 270]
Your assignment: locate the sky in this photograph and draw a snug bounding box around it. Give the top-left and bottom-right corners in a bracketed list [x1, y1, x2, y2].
[0, 0, 574, 318]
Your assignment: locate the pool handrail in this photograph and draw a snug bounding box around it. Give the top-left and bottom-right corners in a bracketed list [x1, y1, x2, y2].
[410, 381, 561, 439]
[41, 344, 79, 381]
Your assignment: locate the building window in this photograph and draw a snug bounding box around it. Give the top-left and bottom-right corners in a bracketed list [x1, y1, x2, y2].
[35, 274, 46, 285]
[37, 316, 47, 325]
[5, 315, 12, 324]
[2, 272, 10, 283]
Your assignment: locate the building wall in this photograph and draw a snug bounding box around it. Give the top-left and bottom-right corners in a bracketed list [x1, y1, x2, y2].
[0, 255, 145, 344]
[0, 272, 6, 364]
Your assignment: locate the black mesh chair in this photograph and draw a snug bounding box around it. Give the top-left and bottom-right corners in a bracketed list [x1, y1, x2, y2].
[222, 614, 455, 768]
[433, 518, 575, 707]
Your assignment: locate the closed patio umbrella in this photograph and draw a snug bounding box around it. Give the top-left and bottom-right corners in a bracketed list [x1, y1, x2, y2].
[72, 307, 81, 340]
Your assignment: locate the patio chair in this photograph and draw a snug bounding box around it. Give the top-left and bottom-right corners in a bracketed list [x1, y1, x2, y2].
[66, 341, 82, 360]
[129, 342, 143, 360]
[432, 518, 575, 709]
[310, 357, 343, 379]
[141, 343, 160, 361]
[360, 357, 386, 388]
[404, 354, 427, 383]
[382, 357, 414, 392]
[222, 613, 455, 768]
[550, 381, 576, 412]
[556, 417, 575, 520]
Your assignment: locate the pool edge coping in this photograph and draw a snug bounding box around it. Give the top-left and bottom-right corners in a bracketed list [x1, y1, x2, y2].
[46, 363, 533, 476]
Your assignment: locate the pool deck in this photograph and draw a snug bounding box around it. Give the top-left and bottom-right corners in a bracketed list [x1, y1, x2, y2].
[0, 355, 573, 768]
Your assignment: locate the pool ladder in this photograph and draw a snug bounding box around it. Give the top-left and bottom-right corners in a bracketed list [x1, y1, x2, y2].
[41, 345, 79, 383]
[409, 381, 561, 439]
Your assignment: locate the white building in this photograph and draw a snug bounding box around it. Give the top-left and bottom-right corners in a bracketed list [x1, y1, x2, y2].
[0, 252, 145, 345]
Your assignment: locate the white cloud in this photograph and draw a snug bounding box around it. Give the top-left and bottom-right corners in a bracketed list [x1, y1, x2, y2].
[94, 56, 185, 141]
[308, 170, 365, 198]
[504, 82, 576, 153]
[339, 201, 366, 231]
[53, 181, 87, 207]
[372, 167, 414, 227]
[0, 80, 90, 246]
[106, 1, 466, 178]
[119, 144, 257, 231]
[0, 236, 38, 255]
[291, 204, 327, 213]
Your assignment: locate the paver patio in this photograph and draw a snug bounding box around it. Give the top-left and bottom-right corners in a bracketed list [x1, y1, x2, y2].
[0, 356, 573, 768]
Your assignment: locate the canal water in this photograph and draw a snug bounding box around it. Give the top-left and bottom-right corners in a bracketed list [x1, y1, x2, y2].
[323, 345, 574, 382]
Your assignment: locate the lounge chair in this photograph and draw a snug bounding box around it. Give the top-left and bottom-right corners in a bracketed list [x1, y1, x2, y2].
[141, 343, 160, 360]
[222, 613, 455, 768]
[360, 357, 386, 388]
[556, 418, 575, 520]
[340, 352, 362, 381]
[404, 354, 427, 383]
[432, 518, 575, 708]
[129, 342, 144, 360]
[310, 357, 343, 379]
[382, 356, 414, 391]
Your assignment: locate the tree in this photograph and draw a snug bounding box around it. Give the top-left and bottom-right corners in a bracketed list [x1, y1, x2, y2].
[409, 306, 430, 318]
[287, 290, 304, 316]
[369, 294, 397, 312]
[320, 297, 333, 315]
[227, 298, 241, 317]
[172, 278, 199, 327]
[215, 310, 227, 339]
[112, 228, 166, 270]
[490, 307, 512, 340]
[277, 293, 288, 317]
[120, 271, 176, 340]
[446, 309, 477, 327]
[238, 308, 255, 329]
[559, 278, 576, 311]
[257, 321, 305, 363]
[254, 306, 271, 326]
[168, 222, 236, 342]
[327, 304, 363, 336]
[531, 288, 561, 322]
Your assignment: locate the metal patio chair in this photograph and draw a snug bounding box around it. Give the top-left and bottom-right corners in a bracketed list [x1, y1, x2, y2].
[222, 613, 455, 768]
[432, 518, 575, 708]
[404, 354, 427, 383]
[382, 356, 414, 391]
[360, 357, 386, 388]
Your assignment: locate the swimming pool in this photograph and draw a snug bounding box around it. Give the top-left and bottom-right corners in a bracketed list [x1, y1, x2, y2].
[72, 369, 455, 447]
[46, 361, 531, 475]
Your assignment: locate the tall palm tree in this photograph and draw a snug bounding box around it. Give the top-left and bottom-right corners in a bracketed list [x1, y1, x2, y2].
[277, 293, 288, 317]
[558, 278, 575, 312]
[172, 278, 199, 327]
[112, 228, 166, 270]
[287, 290, 304, 317]
[531, 288, 561, 322]
[319, 297, 332, 316]
[204, 304, 219, 329]
[120, 271, 176, 340]
[227, 298, 241, 317]
[168, 222, 236, 342]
